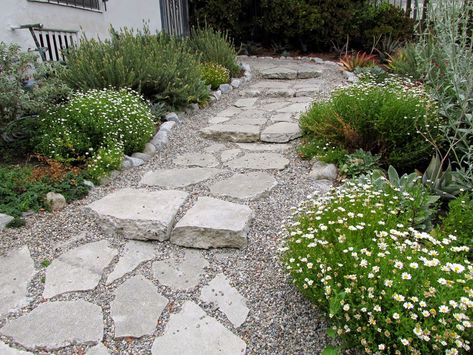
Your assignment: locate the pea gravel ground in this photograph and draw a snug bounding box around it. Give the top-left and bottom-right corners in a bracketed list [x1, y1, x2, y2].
[0, 56, 347, 354]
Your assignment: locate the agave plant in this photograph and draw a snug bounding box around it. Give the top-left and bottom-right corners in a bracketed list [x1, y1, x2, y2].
[422, 154, 466, 200]
[339, 51, 377, 72]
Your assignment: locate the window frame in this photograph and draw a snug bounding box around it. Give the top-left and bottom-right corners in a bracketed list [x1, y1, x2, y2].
[27, 0, 103, 13]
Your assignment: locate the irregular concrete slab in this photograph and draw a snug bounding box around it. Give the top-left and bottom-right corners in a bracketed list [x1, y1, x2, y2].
[0, 246, 35, 316]
[200, 273, 249, 327]
[140, 168, 222, 188]
[310, 161, 338, 181]
[220, 149, 241, 162]
[266, 88, 296, 97]
[233, 98, 258, 108]
[0, 300, 103, 351]
[86, 343, 110, 355]
[151, 301, 246, 355]
[225, 153, 289, 170]
[171, 197, 253, 249]
[0, 340, 33, 355]
[297, 69, 322, 79]
[208, 116, 231, 125]
[174, 153, 219, 168]
[258, 101, 290, 111]
[204, 143, 226, 153]
[250, 81, 292, 89]
[225, 117, 268, 126]
[152, 250, 209, 290]
[43, 240, 117, 298]
[277, 102, 311, 113]
[236, 143, 291, 152]
[217, 107, 241, 117]
[260, 122, 302, 143]
[106, 241, 155, 284]
[236, 109, 267, 119]
[111, 276, 168, 338]
[260, 67, 297, 80]
[209, 172, 277, 200]
[200, 124, 260, 143]
[269, 113, 294, 122]
[0, 213, 14, 230]
[87, 189, 188, 242]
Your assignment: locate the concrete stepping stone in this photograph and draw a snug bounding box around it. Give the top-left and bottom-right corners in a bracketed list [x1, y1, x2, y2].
[171, 197, 253, 249]
[258, 101, 290, 111]
[200, 273, 249, 328]
[233, 98, 257, 108]
[225, 117, 267, 126]
[260, 122, 302, 143]
[250, 81, 292, 89]
[43, 240, 117, 298]
[174, 153, 218, 168]
[236, 109, 266, 119]
[208, 116, 231, 125]
[0, 300, 103, 351]
[106, 241, 155, 284]
[270, 112, 294, 122]
[260, 67, 297, 80]
[217, 107, 241, 117]
[0, 246, 35, 316]
[151, 301, 246, 355]
[220, 149, 241, 162]
[200, 124, 260, 143]
[140, 168, 222, 188]
[209, 172, 277, 200]
[225, 153, 289, 170]
[236, 143, 291, 152]
[204, 143, 226, 153]
[152, 250, 209, 290]
[277, 102, 311, 113]
[0, 340, 33, 355]
[111, 275, 168, 338]
[86, 343, 110, 355]
[87, 188, 188, 241]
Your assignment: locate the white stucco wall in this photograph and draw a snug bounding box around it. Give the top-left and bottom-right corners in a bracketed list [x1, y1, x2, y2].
[0, 0, 162, 51]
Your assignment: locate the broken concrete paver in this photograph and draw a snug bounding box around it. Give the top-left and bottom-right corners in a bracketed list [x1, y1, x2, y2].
[260, 122, 302, 143]
[140, 168, 222, 188]
[209, 172, 277, 200]
[225, 153, 289, 170]
[173, 153, 219, 168]
[200, 124, 261, 143]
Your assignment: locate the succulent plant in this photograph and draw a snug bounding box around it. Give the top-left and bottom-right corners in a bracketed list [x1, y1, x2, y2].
[422, 154, 466, 200]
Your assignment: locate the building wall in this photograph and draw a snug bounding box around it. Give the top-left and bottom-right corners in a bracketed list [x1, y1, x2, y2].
[0, 0, 162, 52]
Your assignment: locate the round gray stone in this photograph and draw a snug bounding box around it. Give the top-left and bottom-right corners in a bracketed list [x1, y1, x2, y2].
[111, 275, 168, 338]
[310, 161, 338, 181]
[225, 153, 289, 170]
[0, 300, 103, 351]
[209, 172, 277, 200]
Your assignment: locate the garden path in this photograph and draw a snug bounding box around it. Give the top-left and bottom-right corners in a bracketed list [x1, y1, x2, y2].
[0, 57, 346, 354]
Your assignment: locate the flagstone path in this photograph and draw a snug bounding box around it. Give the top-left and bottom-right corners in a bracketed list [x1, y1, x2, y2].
[0, 56, 346, 354]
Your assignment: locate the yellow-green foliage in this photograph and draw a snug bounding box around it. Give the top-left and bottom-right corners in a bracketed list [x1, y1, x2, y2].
[199, 62, 230, 90]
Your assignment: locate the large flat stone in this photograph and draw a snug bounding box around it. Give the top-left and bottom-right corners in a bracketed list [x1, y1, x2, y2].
[260, 67, 297, 80]
[152, 250, 209, 290]
[260, 122, 302, 143]
[87, 188, 189, 241]
[0, 300, 103, 351]
[0, 213, 14, 230]
[209, 172, 277, 200]
[173, 153, 219, 168]
[200, 273, 249, 328]
[220, 149, 241, 162]
[225, 153, 289, 170]
[208, 116, 231, 124]
[171, 197, 253, 249]
[200, 124, 260, 143]
[217, 107, 241, 117]
[151, 301, 246, 355]
[0, 246, 35, 316]
[86, 343, 110, 355]
[225, 117, 267, 126]
[269, 112, 294, 122]
[111, 275, 168, 338]
[140, 168, 222, 188]
[106, 241, 156, 284]
[277, 102, 311, 113]
[43, 240, 117, 298]
[233, 98, 258, 108]
[236, 143, 291, 152]
[0, 340, 33, 354]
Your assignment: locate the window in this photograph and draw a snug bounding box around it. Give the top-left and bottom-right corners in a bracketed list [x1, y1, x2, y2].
[30, 0, 101, 11]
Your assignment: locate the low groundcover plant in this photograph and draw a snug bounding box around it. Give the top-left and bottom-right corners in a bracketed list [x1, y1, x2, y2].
[281, 179, 472, 354]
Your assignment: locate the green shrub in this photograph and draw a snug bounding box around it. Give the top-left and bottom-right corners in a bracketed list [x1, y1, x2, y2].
[0, 165, 90, 226]
[299, 76, 440, 172]
[62, 28, 209, 109]
[188, 26, 240, 77]
[36, 88, 154, 181]
[387, 44, 423, 80]
[297, 139, 348, 164]
[438, 194, 473, 255]
[282, 179, 472, 354]
[199, 62, 230, 90]
[339, 149, 380, 178]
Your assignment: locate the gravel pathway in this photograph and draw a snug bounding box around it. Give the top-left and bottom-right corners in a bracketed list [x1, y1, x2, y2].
[0, 57, 346, 354]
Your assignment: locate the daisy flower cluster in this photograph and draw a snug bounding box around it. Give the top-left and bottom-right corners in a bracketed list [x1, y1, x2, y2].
[281, 180, 472, 354]
[37, 88, 154, 180]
